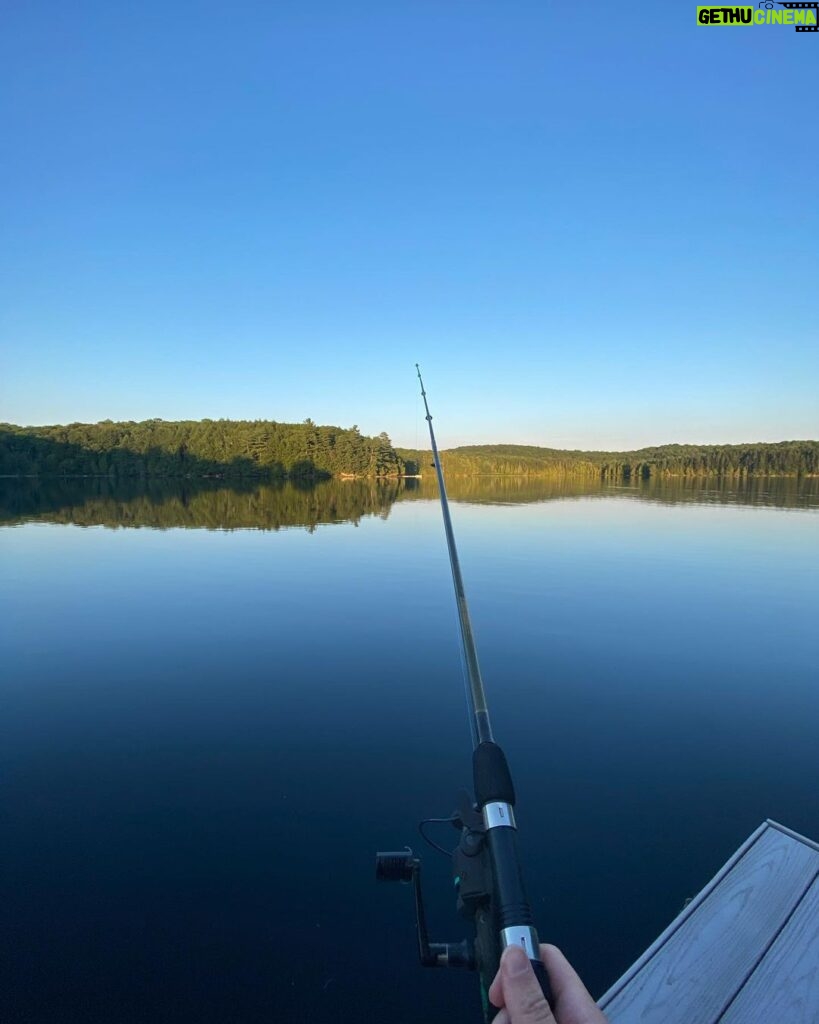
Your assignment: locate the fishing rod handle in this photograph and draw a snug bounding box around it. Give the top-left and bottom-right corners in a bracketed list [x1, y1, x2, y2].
[487, 827, 552, 1006]
[474, 741, 554, 1009]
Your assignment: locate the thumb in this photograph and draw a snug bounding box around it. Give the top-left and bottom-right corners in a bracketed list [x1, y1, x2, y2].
[497, 945, 556, 1024]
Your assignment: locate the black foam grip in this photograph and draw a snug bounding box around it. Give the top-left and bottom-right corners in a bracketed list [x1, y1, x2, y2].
[486, 826, 533, 928]
[532, 957, 554, 1010]
[473, 741, 516, 807]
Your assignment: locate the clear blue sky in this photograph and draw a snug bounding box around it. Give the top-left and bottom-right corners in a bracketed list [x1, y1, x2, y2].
[1, 1, 816, 449]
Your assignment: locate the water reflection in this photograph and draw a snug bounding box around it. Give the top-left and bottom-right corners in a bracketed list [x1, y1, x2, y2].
[1, 473, 816, 530]
[405, 474, 819, 508]
[0, 477, 400, 531]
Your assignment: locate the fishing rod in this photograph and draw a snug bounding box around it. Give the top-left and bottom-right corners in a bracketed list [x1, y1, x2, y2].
[375, 366, 552, 1021]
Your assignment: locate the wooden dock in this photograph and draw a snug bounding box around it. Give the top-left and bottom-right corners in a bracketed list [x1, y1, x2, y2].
[599, 820, 819, 1024]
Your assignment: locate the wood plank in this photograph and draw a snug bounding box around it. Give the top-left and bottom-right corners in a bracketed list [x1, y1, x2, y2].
[767, 818, 819, 854]
[602, 826, 819, 1024]
[718, 873, 819, 1024]
[598, 822, 768, 1010]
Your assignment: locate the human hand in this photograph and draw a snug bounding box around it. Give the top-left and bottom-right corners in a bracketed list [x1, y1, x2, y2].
[488, 944, 608, 1024]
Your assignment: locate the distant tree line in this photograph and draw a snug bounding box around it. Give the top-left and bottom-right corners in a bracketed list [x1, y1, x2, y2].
[0, 419, 403, 479]
[2, 421, 816, 481]
[398, 441, 819, 479]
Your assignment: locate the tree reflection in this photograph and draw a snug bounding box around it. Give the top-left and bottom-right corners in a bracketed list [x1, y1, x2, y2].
[1, 474, 816, 530]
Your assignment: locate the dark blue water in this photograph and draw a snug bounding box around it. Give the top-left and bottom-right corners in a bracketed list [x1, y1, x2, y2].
[2, 479, 817, 1023]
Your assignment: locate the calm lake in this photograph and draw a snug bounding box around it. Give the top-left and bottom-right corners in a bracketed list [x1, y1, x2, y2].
[2, 476, 818, 1023]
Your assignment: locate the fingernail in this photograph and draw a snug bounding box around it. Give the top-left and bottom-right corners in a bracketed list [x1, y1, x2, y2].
[502, 944, 530, 977]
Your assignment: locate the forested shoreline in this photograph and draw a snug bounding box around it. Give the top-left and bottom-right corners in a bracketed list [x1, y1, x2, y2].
[399, 441, 819, 479]
[0, 420, 402, 480]
[1, 420, 817, 480]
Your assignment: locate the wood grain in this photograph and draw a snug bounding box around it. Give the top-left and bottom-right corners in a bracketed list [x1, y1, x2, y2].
[718, 873, 819, 1024]
[598, 823, 768, 1011]
[604, 826, 819, 1024]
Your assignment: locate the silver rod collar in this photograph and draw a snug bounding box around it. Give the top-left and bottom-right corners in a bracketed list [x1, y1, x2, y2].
[501, 926, 540, 960]
[482, 801, 516, 831]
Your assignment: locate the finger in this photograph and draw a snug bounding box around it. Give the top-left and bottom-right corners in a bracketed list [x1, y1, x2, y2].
[496, 945, 557, 1024]
[489, 967, 503, 1009]
[539, 945, 608, 1024]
